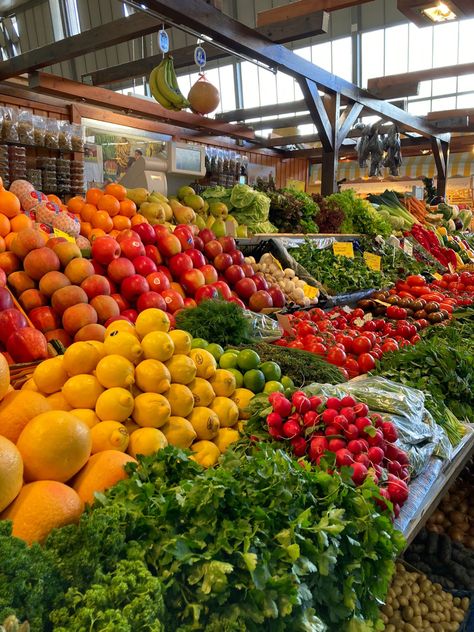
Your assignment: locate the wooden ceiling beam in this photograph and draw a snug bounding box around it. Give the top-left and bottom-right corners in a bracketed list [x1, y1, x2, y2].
[216, 100, 308, 123]
[368, 62, 474, 96]
[257, 0, 373, 26]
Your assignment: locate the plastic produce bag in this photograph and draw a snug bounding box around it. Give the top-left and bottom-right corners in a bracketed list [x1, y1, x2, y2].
[242, 309, 282, 341]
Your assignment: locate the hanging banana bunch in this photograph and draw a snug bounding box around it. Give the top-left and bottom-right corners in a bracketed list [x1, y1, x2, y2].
[149, 56, 189, 111]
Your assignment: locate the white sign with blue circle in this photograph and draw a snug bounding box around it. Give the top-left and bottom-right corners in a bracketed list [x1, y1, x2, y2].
[158, 29, 169, 54]
[194, 45, 206, 68]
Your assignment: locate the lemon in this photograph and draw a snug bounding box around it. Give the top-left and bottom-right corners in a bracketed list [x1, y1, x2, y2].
[104, 332, 143, 364]
[190, 440, 220, 468]
[105, 320, 137, 337]
[141, 331, 175, 361]
[131, 384, 143, 399]
[124, 418, 141, 435]
[132, 392, 170, 428]
[47, 391, 72, 411]
[71, 409, 101, 429]
[210, 397, 239, 428]
[165, 355, 196, 385]
[95, 387, 134, 422]
[135, 359, 171, 394]
[62, 374, 104, 409]
[21, 378, 38, 391]
[168, 329, 192, 355]
[188, 378, 215, 407]
[161, 416, 196, 448]
[187, 406, 219, 440]
[231, 388, 254, 420]
[88, 340, 106, 358]
[209, 369, 236, 397]
[135, 308, 170, 338]
[33, 356, 68, 394]
[95, 355, 135, 389]
[189, 348, 217, 380]
[164, 384, 194, 417]
[213, 428, 240, 453]
[90, 420, 129, 453]
[128, 427, 168, 458]
[63, 342, 101, 377]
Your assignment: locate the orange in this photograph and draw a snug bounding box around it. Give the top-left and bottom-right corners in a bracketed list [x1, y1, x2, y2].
[0, 236, 5, 253]
[91, 210, 113, 232]
[119, 199, 137, 217]
[98, 194, 120, 217]
[80, 221, 92, 238]
[113, 215, 131, 231]
[86, 188, 104, 206]
[67, 196, 85, 213]
[109, 229, 120, 238]
[72, 449, 136, 505]
[0, 352, 10, 400]
[131, 213, 149, 226]
[105, 183, 127, 201]
[0, 189, 21, 218]
[81, 203, 97, 223]
[4, 232, 17, 250]
[0, 435, 23, 512]
[17, 410, 91, 482]
[48, 194, 63, 207]
[0, 213, 11, 237]
[1, 480, 83, 544]
[0, 390, 51, 443]
[10, 214, 32, 232]
[89, 228, 106, 241]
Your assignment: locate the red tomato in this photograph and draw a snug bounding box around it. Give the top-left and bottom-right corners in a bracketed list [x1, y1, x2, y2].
[410, 334, 421, 344]
[396, 281, 411, 293]
[309, 342, 327, 356]
[327, 346, 347, 366]
[289, 340, 305, 349]
[310, 308, 325, 322]
[335, 333, 353, 351]
[410, 286, 430, 297]
[397, 291, 415, 299]
[443, 273, 459, 283]
[317, 320, 332, 332]
[382, 340, 399, 353]
[344, 358, 360, 378]
[371, 346, 383, 360]
[297, 321, 314, 337]
[339, 368, 350, 381]
[351, 336, 372, 355]
[351, 308, 365, 320]
[358, 353, 376, 373]
[439, 303, 453, 314]
[362, 331, 377, 346]
[362, 320, 377, 332]
[407, 275, 426, 287]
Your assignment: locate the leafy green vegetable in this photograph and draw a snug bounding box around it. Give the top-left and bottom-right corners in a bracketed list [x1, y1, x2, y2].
[326, 191, 392, 237]
[230, 183, 256, 208]
[265, 189, 319, 234]
[175, 299, 253, 346]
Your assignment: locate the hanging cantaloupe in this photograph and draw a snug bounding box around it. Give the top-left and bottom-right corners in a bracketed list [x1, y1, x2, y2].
[188, 74, 220, 115]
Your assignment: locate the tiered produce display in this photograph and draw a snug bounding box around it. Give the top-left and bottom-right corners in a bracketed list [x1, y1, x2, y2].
[0, 173, 474, 631]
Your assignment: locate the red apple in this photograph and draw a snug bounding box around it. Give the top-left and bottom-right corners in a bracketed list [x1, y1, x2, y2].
[121, 274, 149, 302]
[230, 250, 245, 266]
[174, 225, 194, 251]
[168, 253, 193, 279]
[0, 287, 13, 311]
[180, 269, 205, 295]
[120, 237, 145, 260]
[136, 291, 167, 313]
[240, 264, 253, 278]
[81, 275, 111, 300]
[214, 253, 233, 271]
[195, 285, 219, 303]
[225, 265, 245, 285]
[116, 229, 140, 244]
[111, 293, 130, 312]
[218, 236, 236, 253]
[92, 260, 106, 275]
[268, 286, 286, 308]
[133, 223, 156, 245]
[199, 265, 218, 285]
[161, 289, 185, 313]
[235, 277, 257, 300]
[0, 268, 6, 288]
[212, 281, 232, 300]
[183, 297, 197, 309]
[144, 245, 163, 266]
[157, 234, 181, 258]
[249, 290, 273, 312]
[186, 249, 206, 269]
[146, 271, 171, 293]
[193, 236, 204, 251]
[7, 327, 48, 363]
[153, 225, 169, 241]
[156, 266, 173, 282]
[92, 236, 121, 265]
[252, 274, 269, 292]
[107, 258, 135, 284]
[121, 308, 138, 323]
[198, 229, 216, 244]
[107, 279, 118, 294]
[0, 308, 27, 344]
[204, 240, 223, 260]
[132, 255, 157, 277]
[28, 306, 60, 332]
[228, 296, 245, 308]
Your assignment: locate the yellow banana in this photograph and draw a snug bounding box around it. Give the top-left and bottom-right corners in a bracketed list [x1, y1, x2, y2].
[149, 65, 177, 110]
[156, 57, 188, 109]
[166, 56, 190, 107]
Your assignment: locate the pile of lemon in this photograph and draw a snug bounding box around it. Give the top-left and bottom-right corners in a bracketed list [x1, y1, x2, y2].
[25, 309, 256, 469]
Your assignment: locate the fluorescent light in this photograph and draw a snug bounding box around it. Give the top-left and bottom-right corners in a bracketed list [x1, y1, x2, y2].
[422, 2, 457, 23]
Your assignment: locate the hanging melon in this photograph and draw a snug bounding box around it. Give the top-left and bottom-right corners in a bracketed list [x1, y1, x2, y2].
[188, 74, 220, 115]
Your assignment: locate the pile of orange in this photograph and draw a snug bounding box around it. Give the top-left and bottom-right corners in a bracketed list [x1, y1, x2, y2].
[68, 184, 149, 241]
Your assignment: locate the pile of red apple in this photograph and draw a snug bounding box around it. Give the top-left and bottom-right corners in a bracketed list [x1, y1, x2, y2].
[265, 390, 410, 515]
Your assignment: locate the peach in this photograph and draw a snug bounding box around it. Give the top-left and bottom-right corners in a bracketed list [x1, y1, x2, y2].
[23, 247, 60, 281]
[8, 271, 35, 295]
[19, 288, 48, 312]
[51, 285, 88, 316]
[62, 303, 98, 335]
[0, 252, 21, 275]
[39, 271, 71, 297]
[81, 275, 111, 300]
[10, 228, 47, 258]
[46, 237, 67, 249]
[52, 242, 82, 268]
[90, 295, 120, 323]
[74, 323, 106, 342]
[64, 258, 95, 285]
[45, 328, 72, 348]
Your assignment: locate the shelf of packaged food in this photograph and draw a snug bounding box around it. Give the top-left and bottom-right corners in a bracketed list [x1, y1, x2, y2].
[0, 139, 84, 154]
[396, 427, 474, 547]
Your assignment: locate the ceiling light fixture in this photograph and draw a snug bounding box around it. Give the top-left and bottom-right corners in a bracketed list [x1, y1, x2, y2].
[422, 2, 457, 22]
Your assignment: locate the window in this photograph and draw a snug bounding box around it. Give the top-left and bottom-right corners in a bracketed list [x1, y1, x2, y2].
[361, 30, 384, 87]
[49, 0, 65, 40]
[408, 24, 433, 71]
[459, 19, 474, 63]
[123, 2, 133, 16]
[63, 0, 80, 36]
[385, 25, 408, 75]
[332, 37, 352, 82]
[176, 64, 235, 113]
[433, 22, 458, 67]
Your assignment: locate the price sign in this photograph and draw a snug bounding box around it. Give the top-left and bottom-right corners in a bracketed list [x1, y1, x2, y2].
[53, 227, 75, 243]
[403, 240, 413, 257]
[363, 252, 382, 271]
[194, 45, 206, 68]
[332, 241, 354, 258]
[433, 272, 443, 280]
[158, 29, 169, 53]
[270, 254, 283, 270]
[374, 298, 391, 307]
[303, 284, 319, 299]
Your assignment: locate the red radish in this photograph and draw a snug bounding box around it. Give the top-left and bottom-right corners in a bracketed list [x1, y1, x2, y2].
[272, 396, 292, 418]
[308, 436, 328, 461]
[381, 421, 398, 442]
[325, 424, 340, 437]
[267, 412, 283, 428]
[335, 448, 353, 466]
[359, 439, 369, 452]
[374, 487, 391, 511]
[333, 414, 348, 430]
[387, 477, 409, 504]
[397, 450, 409, 466]
[303, 410, 319, 428]
[370, 413, 384, 426]
[384, 443, 399, 461]
[322, 408, 338, 425]
[355, 453, 370, 467]
[355, 417, 371, 434]
[347, 440, 362, 455]
[328, 438, 346, 452]
[400, 467, 410, 482]
[309, 396, 323, 411]
[339, 407, 356, 423]
[282, 420, 301, 438]
[367, 446, 384, 464]
[367, 429, 383, 447]
[340, 395, 357, 408]
[326, 397, 342, 410]
[353, 402, 369, 417]
[350, 462, 368, 485]
[388, 461, 402, 475]
[268, 425, 283, 439]
[345, 424, 359, 441]
[290, 436, 307, 457]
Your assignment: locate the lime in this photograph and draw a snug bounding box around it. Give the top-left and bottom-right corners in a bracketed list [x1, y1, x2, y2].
[206, 343, 224, 361]
[228, 368, 244, 388]
[225, 348, 240, 355]
[191, 338, 209, 349]
[259, 361, 281, 382]
[219, 352, 239, 369]
[243, 369, 265, 393]
[281, 375, 295, 390]
[237, 349, 260, 372]
[263, 380, 285, 394]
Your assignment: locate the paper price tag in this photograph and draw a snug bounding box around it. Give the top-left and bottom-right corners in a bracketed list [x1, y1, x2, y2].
[448, 263, 456, 274]
[158, 29, 169, 53]
[363, 252, 382, 271]
[270, 254, 283, 270]
[333, 242, 354, 258]
[53, 227, 75, 243]
[433, 273, 443, 280]
[374, 299, 391, 307]
[403, 240, 413, 257]
[303, 284, 319, 299]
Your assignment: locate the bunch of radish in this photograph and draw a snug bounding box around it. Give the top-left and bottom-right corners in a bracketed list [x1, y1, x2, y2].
[266, 390, 410, 515]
